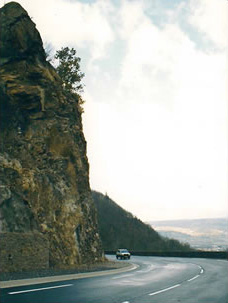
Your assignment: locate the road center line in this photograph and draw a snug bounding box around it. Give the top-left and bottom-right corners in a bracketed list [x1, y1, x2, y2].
[9, 284, 73, 295]
[188, 274, 200, 282]
[149, 284, 181, 296]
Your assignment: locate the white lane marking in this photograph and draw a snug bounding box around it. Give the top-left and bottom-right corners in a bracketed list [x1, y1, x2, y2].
[187, 265, 204, 282]
[188, 274, 200, 282]
[136, 264, 153, 273]
[129, 264, 138, 271]
[149, 284, 181, 296]
[9, 284, 73, 295]
[197, 265, 204, 274]
[112, 274, 133, 280]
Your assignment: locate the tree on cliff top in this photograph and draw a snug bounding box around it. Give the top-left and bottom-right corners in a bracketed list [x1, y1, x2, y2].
[54, 47, 85, 93]
[53, 46, 85, 112]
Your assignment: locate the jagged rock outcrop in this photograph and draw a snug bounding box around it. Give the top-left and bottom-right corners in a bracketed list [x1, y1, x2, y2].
[0, 2, 104, 268]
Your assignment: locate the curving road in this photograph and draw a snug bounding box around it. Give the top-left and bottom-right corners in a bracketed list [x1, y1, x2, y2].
[1, 255, 227, 303]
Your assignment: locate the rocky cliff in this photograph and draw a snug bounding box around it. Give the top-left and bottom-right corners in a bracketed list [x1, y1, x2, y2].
[0, 2, 103, 268]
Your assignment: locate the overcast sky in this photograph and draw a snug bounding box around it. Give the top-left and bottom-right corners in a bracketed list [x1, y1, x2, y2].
[2, 0, 227, 221]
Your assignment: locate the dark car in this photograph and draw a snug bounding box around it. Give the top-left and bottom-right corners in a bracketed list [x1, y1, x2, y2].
[116, 248, 131, 260]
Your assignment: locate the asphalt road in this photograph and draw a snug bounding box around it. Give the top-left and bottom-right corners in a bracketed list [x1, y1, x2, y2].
[0, 255, 227, 303]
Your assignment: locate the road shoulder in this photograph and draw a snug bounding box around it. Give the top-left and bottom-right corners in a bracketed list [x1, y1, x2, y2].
[0, 262, 138, 288]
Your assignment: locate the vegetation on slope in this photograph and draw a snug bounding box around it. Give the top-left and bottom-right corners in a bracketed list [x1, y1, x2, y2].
[92, 191, 193, 253]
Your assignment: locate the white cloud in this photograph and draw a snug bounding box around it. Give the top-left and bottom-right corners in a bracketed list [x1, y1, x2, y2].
[118, 0, 146, 39]
[119, 21, 197, 108]
[188, 0, 228, 49]
[83, 0, 228, 220]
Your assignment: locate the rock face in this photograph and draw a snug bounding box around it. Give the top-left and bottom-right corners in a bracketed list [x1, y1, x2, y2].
[0, 2, 103, 268]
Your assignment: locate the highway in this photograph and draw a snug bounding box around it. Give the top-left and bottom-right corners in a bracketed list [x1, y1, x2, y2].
[0, 255, 227, 303]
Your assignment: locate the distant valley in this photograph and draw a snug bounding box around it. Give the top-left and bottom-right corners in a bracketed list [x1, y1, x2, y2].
[149, 218, 228, 251]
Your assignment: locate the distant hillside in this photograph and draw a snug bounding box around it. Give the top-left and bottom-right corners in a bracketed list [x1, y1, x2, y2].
[92, 191, 192, 252]
[149, 218, 228, 251]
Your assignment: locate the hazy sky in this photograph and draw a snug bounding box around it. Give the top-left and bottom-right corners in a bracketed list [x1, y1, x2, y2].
[2, 0, 227, 221]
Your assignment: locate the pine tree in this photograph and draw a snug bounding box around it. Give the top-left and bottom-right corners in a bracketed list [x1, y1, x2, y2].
[55, 47, 84, 93]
